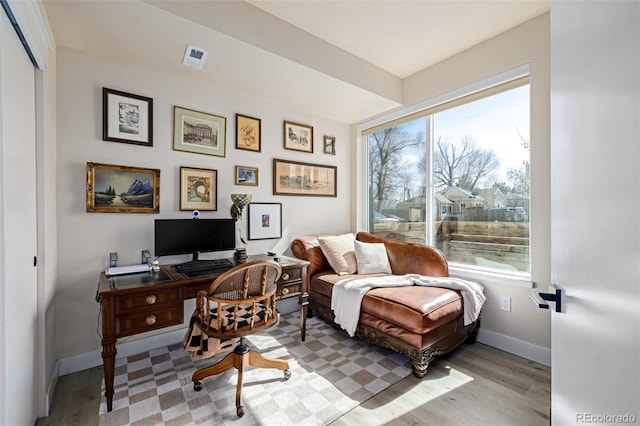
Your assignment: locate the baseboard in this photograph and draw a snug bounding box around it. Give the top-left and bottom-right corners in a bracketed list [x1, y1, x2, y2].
[477, 328, 551, 366]
[58, 329, 186, 376]
[44, 360, 60, 416]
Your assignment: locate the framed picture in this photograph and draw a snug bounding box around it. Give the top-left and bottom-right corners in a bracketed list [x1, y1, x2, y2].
[283, 120, 313, 153]
[235, 114, 261, 152]
[180, 166, 217, 211]
[86, 162, 160, 213]
[102, 88, 153, 147]
[273, 158, 337, 197]
[323, 135, 336, 155]
[173, 106, 226, 157]
[235, 165, 258, 186]
[248, 203, 282, 240]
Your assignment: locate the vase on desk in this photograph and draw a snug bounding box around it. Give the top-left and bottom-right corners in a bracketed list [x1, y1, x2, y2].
[234, 248, 247, 260]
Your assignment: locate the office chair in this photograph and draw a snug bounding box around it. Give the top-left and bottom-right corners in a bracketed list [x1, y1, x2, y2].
[187, 260, 290, 417]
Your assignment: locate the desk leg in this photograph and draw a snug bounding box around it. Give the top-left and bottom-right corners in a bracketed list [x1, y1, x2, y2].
[299, 292, 309, 341]
[100, 297, 117, 412]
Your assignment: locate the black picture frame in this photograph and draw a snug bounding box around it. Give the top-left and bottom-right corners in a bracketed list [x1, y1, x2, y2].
[102, 88, 153, 147]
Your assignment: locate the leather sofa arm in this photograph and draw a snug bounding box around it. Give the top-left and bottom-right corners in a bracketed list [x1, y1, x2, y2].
[356, 232, 449, 277]
[290, 235, 331, 284]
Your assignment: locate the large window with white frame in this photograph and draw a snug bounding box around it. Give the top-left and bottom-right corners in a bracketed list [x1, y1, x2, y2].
[364, 77, 530, 274]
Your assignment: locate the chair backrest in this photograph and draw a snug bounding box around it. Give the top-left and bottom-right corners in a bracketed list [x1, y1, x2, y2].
[195, 260, 282, 338]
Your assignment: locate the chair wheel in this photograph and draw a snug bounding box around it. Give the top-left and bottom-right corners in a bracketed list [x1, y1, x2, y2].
[194, 381, 202, 392]
[237, 406, 245, 417]
[284, 369, 291, 380]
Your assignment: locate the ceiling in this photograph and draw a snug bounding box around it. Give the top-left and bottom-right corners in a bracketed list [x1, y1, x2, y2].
[42, 0, 549, 123]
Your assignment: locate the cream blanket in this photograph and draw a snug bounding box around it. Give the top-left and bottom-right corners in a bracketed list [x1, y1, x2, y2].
[331, 274, 486, 337]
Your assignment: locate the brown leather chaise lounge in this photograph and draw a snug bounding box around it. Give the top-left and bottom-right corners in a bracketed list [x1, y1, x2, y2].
[291, 232, 480, 377]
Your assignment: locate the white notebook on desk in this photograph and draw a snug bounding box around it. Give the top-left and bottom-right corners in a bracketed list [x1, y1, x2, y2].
[106, 264, 151, 276]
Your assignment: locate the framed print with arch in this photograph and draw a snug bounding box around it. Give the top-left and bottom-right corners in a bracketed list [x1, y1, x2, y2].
[179, 166, 218, 211]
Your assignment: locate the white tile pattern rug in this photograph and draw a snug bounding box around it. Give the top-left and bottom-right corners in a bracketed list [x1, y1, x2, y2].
[99, 312, 412, 425]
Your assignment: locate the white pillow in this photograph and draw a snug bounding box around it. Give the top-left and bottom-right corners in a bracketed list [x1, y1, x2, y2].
[317, 234, 357, 275]
[354, 240, 391, 274]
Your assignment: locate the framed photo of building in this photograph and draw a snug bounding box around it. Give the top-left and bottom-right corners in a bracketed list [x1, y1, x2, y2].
[273, 158, 337, 197]
[173, 106, 226, 157]
[235, 165, 258, 186]
[283, 120, 313, 153]
[235, 114, 261, 152]
[102, 88, 153, 146]
[86, 162, 160, 213]
[248, 203, 282, 240]
[179, 166, 217, 211]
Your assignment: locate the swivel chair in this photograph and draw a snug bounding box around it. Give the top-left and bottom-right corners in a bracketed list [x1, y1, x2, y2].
[187, 260, 290, 417]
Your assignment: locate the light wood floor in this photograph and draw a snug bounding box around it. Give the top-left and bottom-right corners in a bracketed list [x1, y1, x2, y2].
[35, 342, 550, 426]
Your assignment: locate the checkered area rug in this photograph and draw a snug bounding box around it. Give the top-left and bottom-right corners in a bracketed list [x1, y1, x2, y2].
[98, 312, 412, 425]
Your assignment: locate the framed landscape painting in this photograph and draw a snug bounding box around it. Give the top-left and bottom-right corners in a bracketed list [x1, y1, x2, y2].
[102, 88, 153, 147]
[283, 120, 313, 153]
[173, 106, 226, 157]
[273, 158, 337, 197]
[180, 166, 217, 211]
[235, 165, 258, 186]
[86, 162, 160, 213]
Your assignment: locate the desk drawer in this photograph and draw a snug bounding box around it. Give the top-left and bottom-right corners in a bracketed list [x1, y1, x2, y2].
[279, 268, 301, 284]
[116, 288, 181, 314]
[277, 282, 301, 299]
[117, 305, 183, 336]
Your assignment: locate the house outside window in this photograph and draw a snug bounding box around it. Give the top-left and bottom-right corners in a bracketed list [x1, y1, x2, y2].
[365, 78, 530, 274]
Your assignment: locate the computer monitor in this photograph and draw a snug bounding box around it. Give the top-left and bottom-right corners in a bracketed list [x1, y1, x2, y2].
[154, 218, 236, 260]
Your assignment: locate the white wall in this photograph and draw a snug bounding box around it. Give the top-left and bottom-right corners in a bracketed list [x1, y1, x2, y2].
[355, 13, 552, 362]
[55, 47, 352, 363]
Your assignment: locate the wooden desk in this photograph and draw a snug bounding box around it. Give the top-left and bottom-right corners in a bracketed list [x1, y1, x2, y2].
[96, 254, 309, 412]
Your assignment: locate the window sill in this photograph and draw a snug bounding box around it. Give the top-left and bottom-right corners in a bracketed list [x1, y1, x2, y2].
[449, 264, 534, 288]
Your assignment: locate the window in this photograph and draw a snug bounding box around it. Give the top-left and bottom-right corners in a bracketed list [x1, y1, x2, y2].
[365, 79, 530, 274]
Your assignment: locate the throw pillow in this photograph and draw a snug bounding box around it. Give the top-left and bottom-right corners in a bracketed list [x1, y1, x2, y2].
[317, 234, 357, 275]
[354, 240, 392, 274]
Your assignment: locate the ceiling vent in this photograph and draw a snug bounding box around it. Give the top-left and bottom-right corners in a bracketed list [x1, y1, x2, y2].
[182, 45, 208, 70]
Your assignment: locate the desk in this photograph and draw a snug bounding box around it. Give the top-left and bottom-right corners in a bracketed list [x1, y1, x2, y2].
[96, 254, 309, 412]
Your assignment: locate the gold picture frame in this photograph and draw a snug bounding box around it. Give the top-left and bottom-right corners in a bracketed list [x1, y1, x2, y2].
[235, 114, 261, 152]
[86, 162, 160, 213]
[273, 158, 337, 197]
[323, 135, 336, 155]
[235, 165, 258, 186]
[180, 166, 217, 211]
[173, 106, 226, 157]
[283, 120, 313, 153]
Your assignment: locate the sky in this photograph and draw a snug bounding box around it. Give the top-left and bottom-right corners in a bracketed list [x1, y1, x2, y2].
[399, 84, 530, 187]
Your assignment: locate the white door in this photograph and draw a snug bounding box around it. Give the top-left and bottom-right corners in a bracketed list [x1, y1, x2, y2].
[0, 8, 39, 425]
[550, 1, 640, 424]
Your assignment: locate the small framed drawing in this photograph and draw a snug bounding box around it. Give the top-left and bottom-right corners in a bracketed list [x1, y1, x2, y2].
[323, 135, 336, 155]
[173, 106, 226, 157]
[283, 120, 313, 153]
[273, 158, 337, 197]
[235, 165, 258, 186]
[86, 162, 160, 213]
[179, 166, 217, 211]
[236, 114, 261, 152]
[102, 88, 153, 147]
[248, 203, 282, 240]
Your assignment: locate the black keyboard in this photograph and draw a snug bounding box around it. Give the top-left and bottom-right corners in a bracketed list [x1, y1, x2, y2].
[175, 258, 234, 273]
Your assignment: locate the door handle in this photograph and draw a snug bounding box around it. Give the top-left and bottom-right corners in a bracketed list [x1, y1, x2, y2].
[529, 284, 563, 312]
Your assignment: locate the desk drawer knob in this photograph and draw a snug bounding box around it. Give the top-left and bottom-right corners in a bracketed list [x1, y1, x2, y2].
[146, 315, 157, 325]
[281, 287, 289, 295]
[282, 273, 290, 281]
[146, 295, 157, 305]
